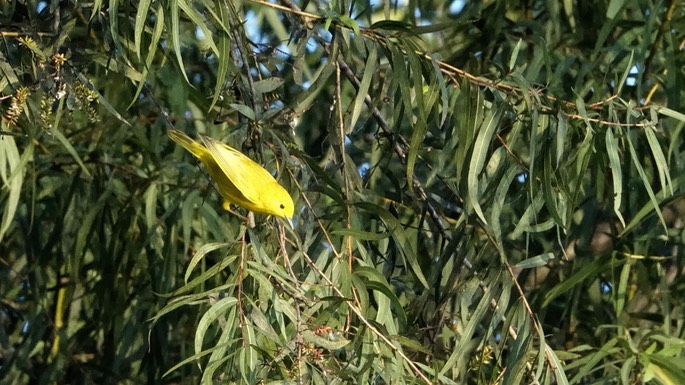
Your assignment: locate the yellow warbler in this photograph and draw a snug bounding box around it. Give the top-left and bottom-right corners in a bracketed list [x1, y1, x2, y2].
[168, 129, 294, 221]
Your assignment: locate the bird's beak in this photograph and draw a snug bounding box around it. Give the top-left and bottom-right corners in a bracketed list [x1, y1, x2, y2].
[286, 217, 294, 229]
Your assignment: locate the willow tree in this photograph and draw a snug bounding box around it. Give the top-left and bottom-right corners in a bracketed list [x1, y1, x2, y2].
[2, 0, 685, 384]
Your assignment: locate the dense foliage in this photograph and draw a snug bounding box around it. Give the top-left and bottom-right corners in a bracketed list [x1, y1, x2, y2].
[2, 0, 685, 383]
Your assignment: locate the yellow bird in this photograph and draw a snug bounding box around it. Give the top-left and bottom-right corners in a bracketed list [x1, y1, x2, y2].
[168, 130, 295, 222]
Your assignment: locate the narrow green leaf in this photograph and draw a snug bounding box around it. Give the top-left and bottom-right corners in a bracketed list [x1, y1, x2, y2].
[261, 6, 288, 42]
[570, 338, 619, 383]
[229, 103, 256, 120]
[406, 21, 460, 35]
[429, 55, 450, 126]
[150, 284, 231, 321]
[338, 15, 361, 36]
[253, 78, 285, 94]
[390, 45, 414, 125]
[510, 190, 545, 239]
[108, 0, 121, 53]
[177, 257, 236, 295]
[620, 174, 685, 237]
[323, 15, 333, 32]
[615, 260, 632, 319]
[455, 83, 483, 183]
[467, 105, 503, 224]
[131, 5, 165, 106]
[331, 228, 390, 240]
[196, 0, 230, 35]
[145, 182, 158, 230]
[626, 131, 667, 233]
[543, 148, 566, 228]
[369, 20, 412, 31]
[440, 280, 497, 376]
[209, 0, 232, 112]
[0, 136, 30, 242]
[514, 252, 555, 269]
[645, 126, 673, 195]
[163, 337, 240, 377]
[502, 317, 532, 385]
[240, 323, 258, 383]
[77, 73, 131, 126]
[413, 362, 460, 385]
[575, 96, 594, 133]
[606, 0, 627, 19]
[355, 266, 407, 327]
[528, 105, 540, 207]
[133, 0, 152, 58]
[391, 335, 432, 355]
[293, 57, 336, 114]
[176, 0, 219, 55]
[605, 127, 626, 227]
[47, 19, 76, 54]
[542, 256, 624, 307]
[491, 276, 512, 330]
[176, 197, 194, 262]
[542, 338, 570, 384]
[348, 46, 377, 135]
[491, 164, 521, 259]
[0, 61, 20, 89]
[614, 51, 633, 95]
[184, 242, 230, 283]
[509, 38, 524, 71]
[657, 106, 685, 122]
[621, 356, 638, 385]
[88, 56, 145, 83]
[51, 130, 92, 178]
[203, 307, 238, 384]
[405, 44, 428, 190]
[169, 0, 190, 84]
[556, 111, 567, 167]
[350, 274, 370, 318]
[302, 330, 350, 350]
[195, 296, 238, 355]
[644, 357, 685, 385]
[90, 0, 103, 20]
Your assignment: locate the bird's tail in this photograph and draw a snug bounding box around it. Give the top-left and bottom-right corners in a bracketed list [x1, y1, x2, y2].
[168, 130, 208, 159]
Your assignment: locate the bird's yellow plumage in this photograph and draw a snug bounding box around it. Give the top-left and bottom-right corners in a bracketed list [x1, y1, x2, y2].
[168, 129, 294, 220]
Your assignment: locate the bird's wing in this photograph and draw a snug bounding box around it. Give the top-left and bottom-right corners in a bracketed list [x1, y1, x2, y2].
[202, 136, 277, 205]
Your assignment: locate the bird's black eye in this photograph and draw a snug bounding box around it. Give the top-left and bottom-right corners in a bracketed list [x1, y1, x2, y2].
[280, 204, 285, 209]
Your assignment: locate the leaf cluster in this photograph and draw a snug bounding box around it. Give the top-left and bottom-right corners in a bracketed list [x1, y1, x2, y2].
[2, 0, 685, 384]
